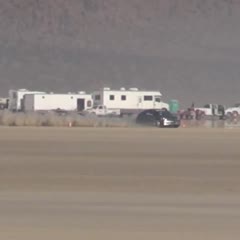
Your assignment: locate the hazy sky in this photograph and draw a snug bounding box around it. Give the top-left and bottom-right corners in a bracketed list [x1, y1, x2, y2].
[0, 0, 239, 106]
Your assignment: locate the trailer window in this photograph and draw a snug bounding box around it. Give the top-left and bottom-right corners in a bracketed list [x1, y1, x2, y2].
[95, 95, 101, 100]
[121, 95, 126, 101]
[144, 96, 153, 101]
[109, 95, 115, 100]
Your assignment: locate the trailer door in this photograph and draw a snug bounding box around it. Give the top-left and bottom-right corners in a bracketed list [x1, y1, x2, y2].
[137, 96, 143, 108]
[77, 98, 85, 111]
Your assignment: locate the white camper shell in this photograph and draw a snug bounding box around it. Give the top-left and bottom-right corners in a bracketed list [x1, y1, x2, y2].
[23, 92, 93, 112]
[86, 105, 121, 117]
[8, 89, 46, 111]
[91, 87, 169, 115]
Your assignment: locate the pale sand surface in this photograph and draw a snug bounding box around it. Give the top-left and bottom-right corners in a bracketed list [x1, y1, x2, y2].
[0, 127, 240, 239]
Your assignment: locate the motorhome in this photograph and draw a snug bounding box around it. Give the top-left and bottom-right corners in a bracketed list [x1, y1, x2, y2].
[90, 87, 169, 115]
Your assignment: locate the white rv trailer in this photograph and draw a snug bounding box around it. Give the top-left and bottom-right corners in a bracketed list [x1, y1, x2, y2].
[23, 92, 93, 112]
[91, 87, 169, 115]
[0, 98, 8, 109]
[8, 89, 46, 111]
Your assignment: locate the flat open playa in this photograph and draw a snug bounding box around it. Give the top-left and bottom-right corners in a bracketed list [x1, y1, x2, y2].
[0, 127, 240, 239]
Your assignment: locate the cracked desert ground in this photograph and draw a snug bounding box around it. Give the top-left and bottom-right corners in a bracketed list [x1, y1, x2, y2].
[0, 127, 240, 239]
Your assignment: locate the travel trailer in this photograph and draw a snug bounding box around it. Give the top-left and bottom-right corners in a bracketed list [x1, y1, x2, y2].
[0, 98, 8, 109]
[8, 89, 46, 111]
[23, 92, 93, 112]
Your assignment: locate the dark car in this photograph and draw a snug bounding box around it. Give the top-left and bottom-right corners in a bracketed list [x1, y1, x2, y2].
[136, 109, 181, 128]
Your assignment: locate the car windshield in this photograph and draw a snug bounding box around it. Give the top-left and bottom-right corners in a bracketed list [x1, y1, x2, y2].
[155, 96, 161, 103]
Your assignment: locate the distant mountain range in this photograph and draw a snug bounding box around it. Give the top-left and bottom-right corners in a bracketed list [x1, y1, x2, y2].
[0, 0, 239, 106]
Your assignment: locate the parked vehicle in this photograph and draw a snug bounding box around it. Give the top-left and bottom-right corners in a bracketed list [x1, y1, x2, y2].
[179, 103, 225, 120]
[136, 109, 181, 128]
[225, 103, 240, 118]
[0, 98, 9, 109]
[8, 89, 46, 112]
[85, 105, 121, 117]
[23, 92, 93, 112]
[194, 104, 225, 119]
[92, 87, 169, 116]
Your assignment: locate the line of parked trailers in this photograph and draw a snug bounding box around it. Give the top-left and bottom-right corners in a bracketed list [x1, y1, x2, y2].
[2, 88, 240, 128]
[6, 88, 169, 116]
[2, 87, 182, 128]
